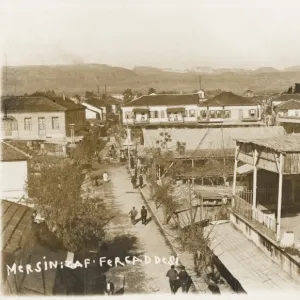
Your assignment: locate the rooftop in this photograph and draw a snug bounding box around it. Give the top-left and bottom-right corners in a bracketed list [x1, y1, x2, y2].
[123, 93, 200, 107]
[0, 141, 31, 161]
[273, 94, 300, 102]
[199, 92, 258, 107]
[235, 135, 300, 153]
[276, 99, 300, 110]
[1, 200, 33, 253]
[1, 95, 84, 113]
[207, 222, 300, 293]
[83, 98, 110, 108]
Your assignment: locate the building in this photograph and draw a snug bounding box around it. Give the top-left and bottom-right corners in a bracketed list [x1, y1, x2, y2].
[82, 98, 114, 121]
[81, 100, 104, 122]
[122, 91, 263, 128]
[275, 99, 300, 133]
[244, 90, 254, 98]
[0, 141, 31, 201]
[1, 96, 86, 143]
[271, 93, 300, 111]
[230, 135, 300, 283]
[201, 135, 300, 293]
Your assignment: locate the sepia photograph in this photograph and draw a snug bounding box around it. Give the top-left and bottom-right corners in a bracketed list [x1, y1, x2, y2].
[0, 0, 300, 297]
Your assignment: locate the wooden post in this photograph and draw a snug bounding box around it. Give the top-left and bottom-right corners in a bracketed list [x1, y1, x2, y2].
[232, 144, 239, 196]
[276, 153, 283, 242]
[252, 149, 258, 210]
[191, 159, 194, 168]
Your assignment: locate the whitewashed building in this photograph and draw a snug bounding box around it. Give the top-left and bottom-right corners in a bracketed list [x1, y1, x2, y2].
[122, 91, 263, 127]
[0, 141, 31, 201]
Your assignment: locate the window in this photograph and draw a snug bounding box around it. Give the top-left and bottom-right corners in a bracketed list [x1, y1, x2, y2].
[38, 117, 46, 130]
[52, 117, 59, 130]
[160, 110, 165, 118]
[295, 111, 299, 117]
[216, 110, 222, 118]
[224, 110, 231, 118]
[200, 110, 207, 119]
[210, 110, 216, 118]
[249, 109, 256, 117]
[24, 118, 32, 130]
[189, 110, 195, 117]
[154, 111, 159, 118]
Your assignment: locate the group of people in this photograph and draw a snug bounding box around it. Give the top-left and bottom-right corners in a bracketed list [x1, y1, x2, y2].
[166, 265, 191, 294]
[131, 173, 144, 189]
[129, 205, 148, 225]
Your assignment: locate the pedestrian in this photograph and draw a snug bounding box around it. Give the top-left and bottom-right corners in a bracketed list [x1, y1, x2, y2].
[178, 266, 189, 293]
[166, 265, 178, 294]
[103, 171, 109, 183]
[104, 279, 114, 295]
[131, 175, 136, 189]
[139, 173, 144, 188]
[129, 207, 138, 225]
[141, 205, 147, 225]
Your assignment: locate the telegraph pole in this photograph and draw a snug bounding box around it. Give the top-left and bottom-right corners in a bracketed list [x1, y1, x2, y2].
[5, 53, 8, 96]
[199, 76, 202, 90]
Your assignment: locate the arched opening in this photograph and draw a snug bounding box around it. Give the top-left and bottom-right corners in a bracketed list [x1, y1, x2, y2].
[1, 116, 18, 136]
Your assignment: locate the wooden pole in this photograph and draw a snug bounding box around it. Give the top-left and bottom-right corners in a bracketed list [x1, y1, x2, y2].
[252, 149, 258, 210]
[232, 144, 239, 196]
[276, 153, 283, 241]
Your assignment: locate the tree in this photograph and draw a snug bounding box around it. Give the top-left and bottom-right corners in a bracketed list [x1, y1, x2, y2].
[148, 87, 156, 95]
[27, 128, 113, 252]
[85, 91, 95, 98]
[122, 89, 134, 104]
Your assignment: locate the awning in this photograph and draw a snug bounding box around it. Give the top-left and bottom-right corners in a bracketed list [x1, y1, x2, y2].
[237, 164, 253, 175]
[166, 107, 185, 113]
[133, 108, 149, 113]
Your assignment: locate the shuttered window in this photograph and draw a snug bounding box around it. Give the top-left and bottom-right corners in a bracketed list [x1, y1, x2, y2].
[160, 111, 165, 118]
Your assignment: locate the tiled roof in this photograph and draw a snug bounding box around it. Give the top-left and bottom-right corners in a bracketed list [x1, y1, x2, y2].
[48, 96, 85, 110]
[1, 96, 84, 113]
[84, 98, 109, 109]
[1, 96, 65, 112]
[1, 200, 33, 253]
[273, 94, 300, 102]
[123, 94, 200, 107]
[199, 92, 257, 107]
[276, 99, 300, 110]
[0, 141, 31, 161]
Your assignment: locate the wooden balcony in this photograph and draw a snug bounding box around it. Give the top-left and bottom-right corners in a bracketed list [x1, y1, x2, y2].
[133, 119, 150, 124]
[277, 116, 300, 124]
[232, 193, 277, 240]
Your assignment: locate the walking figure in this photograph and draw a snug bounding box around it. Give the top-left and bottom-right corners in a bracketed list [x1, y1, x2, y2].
[166, 265, 178, 294]
[178, 266, 189, 293]
[131, 175, 136, 189]
[129, 207, 138, 225]
[139, 173, 144, 188]
[104, 279, 114, 295]
[141, 205, 147, 225]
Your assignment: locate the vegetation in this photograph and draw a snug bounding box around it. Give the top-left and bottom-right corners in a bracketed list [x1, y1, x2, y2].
[27, 127, 112, 252]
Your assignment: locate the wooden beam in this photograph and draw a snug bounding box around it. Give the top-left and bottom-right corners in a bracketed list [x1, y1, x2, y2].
[273, 152, 280, 173]
[232, 144, 239, 199]
[292, 177, 296, 204]
[276, 153, 283, 242]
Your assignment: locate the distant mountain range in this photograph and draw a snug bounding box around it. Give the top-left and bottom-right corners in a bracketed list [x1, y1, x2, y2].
[2, 63, 300, 96]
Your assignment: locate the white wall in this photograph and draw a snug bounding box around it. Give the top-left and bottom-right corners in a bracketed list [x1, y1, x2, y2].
[0, 161, 28, 201]
[288, 109, 300, 117]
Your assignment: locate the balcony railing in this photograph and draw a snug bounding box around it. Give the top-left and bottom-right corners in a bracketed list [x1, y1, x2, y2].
[133, 119, 150, 124]
[232, 194, 277, 240]
[277, 115, 300, 123]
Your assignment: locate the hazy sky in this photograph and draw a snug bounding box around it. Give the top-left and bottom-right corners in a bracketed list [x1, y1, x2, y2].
[1, 0, 300, 70]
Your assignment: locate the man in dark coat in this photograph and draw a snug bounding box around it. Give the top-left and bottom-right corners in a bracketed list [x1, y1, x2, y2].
[139, 174, 144, 188]
[178, 266, 189, 293]
[166, 265, 178, 294]
[141, 205, 147, 225]
[131, 175, 136, 189]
